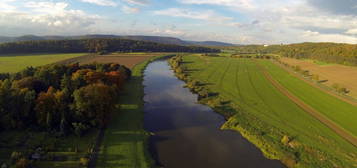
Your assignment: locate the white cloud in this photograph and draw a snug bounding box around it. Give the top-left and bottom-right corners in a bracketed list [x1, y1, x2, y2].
[0, 0, 17, 12]
[301, 31, 357, 43]
[179, 0, 255, 10]
[152, 28, 186, 36]
[345, 29, 357, 35]
[123, 0, 149, 5]
[25, 1, 69, 15]
[0, 1, 102, 35]
[122, 5, 141, 14]
[303, 30, 320, 37]
[80, 0, 117, 6]
[154, 8, 233, 22]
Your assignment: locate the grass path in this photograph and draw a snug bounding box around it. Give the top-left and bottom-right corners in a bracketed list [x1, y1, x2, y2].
[96, 54, 173, 168]
[255, 60, 357, 147]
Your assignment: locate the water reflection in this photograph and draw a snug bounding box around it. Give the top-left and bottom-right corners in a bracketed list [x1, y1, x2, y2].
[143, 60, 285, 168]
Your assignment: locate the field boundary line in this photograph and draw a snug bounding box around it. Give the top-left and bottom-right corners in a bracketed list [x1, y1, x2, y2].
[254, 60, 357, 147]
[272, 60, 357, 107]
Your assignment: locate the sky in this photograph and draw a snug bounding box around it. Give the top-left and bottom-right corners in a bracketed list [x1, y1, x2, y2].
[0, 0, 357, 44]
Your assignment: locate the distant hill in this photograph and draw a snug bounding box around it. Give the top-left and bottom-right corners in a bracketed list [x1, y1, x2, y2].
[0, 38, 220, 55]
[0, 35, 235, 47]
[185, 40, 234, 46]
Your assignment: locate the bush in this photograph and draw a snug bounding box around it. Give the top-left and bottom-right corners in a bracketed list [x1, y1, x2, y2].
[72, 123, 89, 137]
[11, 152, 23, 163]
[80, 157, 89, 167]
[281, 135, 290, 145]
[312, 74, 319, 81]
[15, 158, 31, 168]
[332, 83, 339, 91]
[337, 87, 349, 94]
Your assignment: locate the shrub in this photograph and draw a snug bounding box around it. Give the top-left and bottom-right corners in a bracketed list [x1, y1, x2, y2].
[11, 152, 22, 163]
[312, 74, 319, 81]
[332, 83, 339, 91]
[72, 123, 89, 137]
[281, 135, 290, 145]
[337, 87, 349, 94]
[15, 158, 31, 168]
[80, 157, 89, 167]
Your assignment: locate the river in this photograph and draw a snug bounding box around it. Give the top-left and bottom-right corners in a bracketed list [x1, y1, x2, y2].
[143, 60, 284, 168]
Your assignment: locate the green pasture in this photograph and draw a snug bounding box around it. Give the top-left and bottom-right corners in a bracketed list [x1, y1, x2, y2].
[179, 54, 357, 167]
[0, 53, 86, 73]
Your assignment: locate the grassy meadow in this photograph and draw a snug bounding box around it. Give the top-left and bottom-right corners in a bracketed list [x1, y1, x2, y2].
[176, 54, 357, 167]
[0, 53, 86, 73]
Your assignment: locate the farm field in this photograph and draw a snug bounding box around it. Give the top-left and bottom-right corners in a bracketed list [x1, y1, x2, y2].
[0, 53, 86, 73]
[178, 54, 357, 167]
[280, 57, 357, 98]
[259, 60, 357, 137]
[79, 53, 172, 69]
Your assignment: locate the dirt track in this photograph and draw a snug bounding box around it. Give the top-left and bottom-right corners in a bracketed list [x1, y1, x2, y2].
[255, 61, 357, 147]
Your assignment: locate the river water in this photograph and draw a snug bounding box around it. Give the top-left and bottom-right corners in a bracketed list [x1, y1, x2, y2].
[143, 60, 284, 168]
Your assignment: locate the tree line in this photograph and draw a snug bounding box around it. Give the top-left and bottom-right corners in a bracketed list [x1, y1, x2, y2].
[231, 43, 357, 66]
[0, 38, 220, 54]
[0, 63, 131, 137]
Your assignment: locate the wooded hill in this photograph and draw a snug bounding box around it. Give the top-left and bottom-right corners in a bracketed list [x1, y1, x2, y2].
[233, 43, 357, 66]
[0, 35, 235, 47]
[0, 38, 220, 54]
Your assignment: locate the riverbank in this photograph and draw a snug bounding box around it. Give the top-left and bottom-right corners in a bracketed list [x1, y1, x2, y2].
[144, 59, 284, 168]
[96, 54, 175, 168]
[168, 54, 357, 168]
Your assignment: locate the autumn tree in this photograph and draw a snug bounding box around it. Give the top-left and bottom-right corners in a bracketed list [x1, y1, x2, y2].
[73, 83, 118, 128]
[35, 87, 59, 129]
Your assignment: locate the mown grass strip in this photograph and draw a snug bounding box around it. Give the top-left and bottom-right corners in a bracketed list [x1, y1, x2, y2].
[96, 54, 174, 168]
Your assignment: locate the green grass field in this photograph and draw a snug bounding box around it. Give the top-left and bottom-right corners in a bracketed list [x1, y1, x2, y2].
[178, 54, 357, 167]
[0, 53, 86, 73]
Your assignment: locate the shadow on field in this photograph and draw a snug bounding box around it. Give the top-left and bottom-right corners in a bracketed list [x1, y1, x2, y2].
[184, 69, 201, 72]
[181, 61, 194, 64]
[95, 76, 150, 168]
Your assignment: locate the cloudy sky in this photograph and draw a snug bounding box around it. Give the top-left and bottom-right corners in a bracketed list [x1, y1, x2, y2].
[1, 0, 357, 44]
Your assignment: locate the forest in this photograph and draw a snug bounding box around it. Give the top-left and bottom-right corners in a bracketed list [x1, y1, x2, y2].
[0, 63, 131, 137]
[232, 43, 357, 66]
[0, 38, 220, 54]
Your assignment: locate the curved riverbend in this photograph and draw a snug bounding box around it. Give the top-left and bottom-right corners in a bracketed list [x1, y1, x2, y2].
[143, 60, 285, 168]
